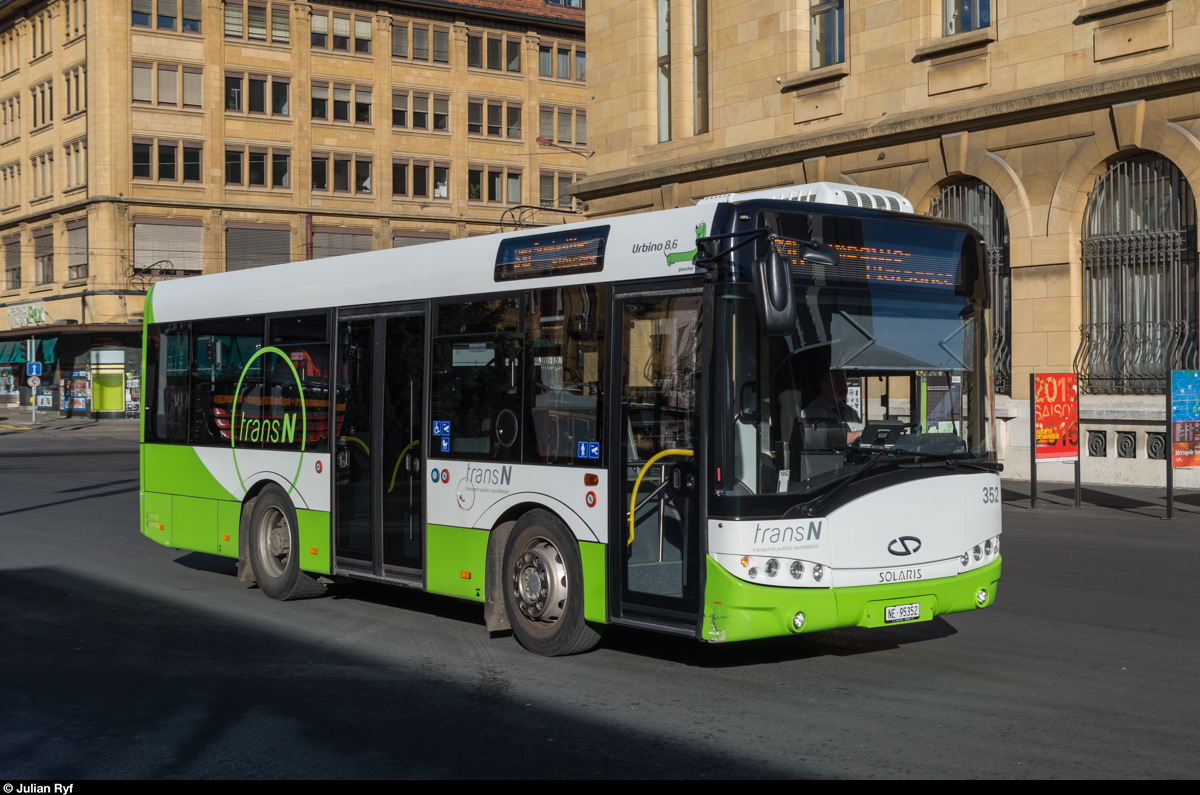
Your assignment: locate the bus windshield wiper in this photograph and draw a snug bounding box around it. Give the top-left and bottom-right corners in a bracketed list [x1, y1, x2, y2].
[898, 455, 1000, 473]
[788, 448, 903, 519]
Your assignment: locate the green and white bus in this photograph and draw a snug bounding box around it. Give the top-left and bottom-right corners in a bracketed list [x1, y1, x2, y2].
[140, 182, 1002, 656]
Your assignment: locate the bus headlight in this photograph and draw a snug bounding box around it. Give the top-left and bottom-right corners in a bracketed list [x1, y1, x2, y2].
[748, 567, 759, 580]
[961, 552, 970, 567]
[811, 564, 824, 582]
[765, 559, 779, 578]
[790, 560, 804, 580]
[973, 545, 982, 561]
[976, 589, 989, 605]
[792, 612, 806, 631]
[984, 539, 993, 556]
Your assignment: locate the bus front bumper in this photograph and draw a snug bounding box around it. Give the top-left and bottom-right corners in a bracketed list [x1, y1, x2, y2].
[701, 556, 1001, 642]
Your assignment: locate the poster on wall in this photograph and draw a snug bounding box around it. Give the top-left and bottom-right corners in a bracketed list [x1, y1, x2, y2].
[1034, 373, 1079, 462]
[1170, 370, 1200, 469]
[125, 372, 141, 418]
[0, 367, 17, 397]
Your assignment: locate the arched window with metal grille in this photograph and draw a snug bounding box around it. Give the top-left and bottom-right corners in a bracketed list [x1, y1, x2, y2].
[928, 178, 1011, 395]
[1074, 153, 1198, 395]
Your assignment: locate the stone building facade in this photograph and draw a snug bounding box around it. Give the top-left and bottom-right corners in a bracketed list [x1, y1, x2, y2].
[575, 0, 1200, 487]
[0, 0, 586, 416]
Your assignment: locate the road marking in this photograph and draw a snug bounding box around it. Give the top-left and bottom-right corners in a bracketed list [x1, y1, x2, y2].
[0, 424, 32, 430]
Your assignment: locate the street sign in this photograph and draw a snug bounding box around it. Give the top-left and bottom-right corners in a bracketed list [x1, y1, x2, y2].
[27, 375, 41, 388]
[26, 362, 42, 377]
[1170, 370, 1200, 468]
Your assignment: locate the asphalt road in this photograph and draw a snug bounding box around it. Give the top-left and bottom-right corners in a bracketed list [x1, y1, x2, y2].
[1, 451, 1198, 779]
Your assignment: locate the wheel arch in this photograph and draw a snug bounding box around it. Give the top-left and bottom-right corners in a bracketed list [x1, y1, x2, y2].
[235, 477, 287, 583]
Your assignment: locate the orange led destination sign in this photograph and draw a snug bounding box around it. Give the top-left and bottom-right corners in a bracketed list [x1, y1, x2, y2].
[496, 226, 609, 282]
[776, 237, 960, 292]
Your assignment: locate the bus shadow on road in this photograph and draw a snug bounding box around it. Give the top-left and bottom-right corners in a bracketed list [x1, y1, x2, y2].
[0, 566, 799, 779]
[598, 617, 958, 668]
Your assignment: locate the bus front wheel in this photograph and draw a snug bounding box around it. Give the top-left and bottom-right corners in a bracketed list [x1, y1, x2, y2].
[503, 510, 602, 656]
[247, 486, 327, 601]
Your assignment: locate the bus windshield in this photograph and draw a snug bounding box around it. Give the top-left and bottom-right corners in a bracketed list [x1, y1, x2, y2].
[716, 282, 994, 513]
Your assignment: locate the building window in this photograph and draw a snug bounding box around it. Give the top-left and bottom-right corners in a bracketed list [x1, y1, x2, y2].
[928, 178, 1010, 395]
[412, 25, 429, 61]
[391, 22, 408, 58]
[333, 85, 349, 120]
[544, 0, 584, 7]
[133, 141, 152, 179]
[311, 82, 328, 119]
[225, 147, 243, 185]
[468, 99, 521, 138]
[272, 77, 289, 115]
[183, 0, 200, 33]
[248, 75, 267, 113]
[657, 0, 669, 142]
[29, 10, 51, 60]
[468, 165, 521, 204]
[2, 95, 21, 140]
[183, 68, 202, 107]
[226, 2, 289, 44]
[539, 105, 585, 146]
[30, 80, 53, 129]
[158, 140, 177, 180]
[332, 15, 350, 52]
[66, 1, 89, 40]
[469, 31, 522, 72]
[694, 0, 708, 134]
[355, 87, 371, 123]
[158, 0, 176, 30]
[391, 90, 408, 127]
[1077, 153, 1199, 395]
[64, 140, 87, 189]
[30, 151, 52, 198]
[1, 163, 19, 209]
[810, 1, 844, 69]
[354, 18, 371, 54]
[271, 7, 289, 43]
[67, 223, 88, 281]
[2, 31, 19, 75]
[225, 73, 242, 111]
[33, 231, 52, 285]
[400, 160, 448, 200]
[433, 95, 449, 131]
[3, 235, 20, 288]
[311, 11, 328, 48]
[64, 65, 87, 115]
[540, 170, 581, 209]
[133, 137, 198, 183]
[272, 151, 289, 187]
[412, 92, 429, 129]
[312, 152, 371, 195]
[158, 65, 178, 106]
[944, 0, 991, 36]
[183, 144, 202, 181]
[247, 149, 267, 186]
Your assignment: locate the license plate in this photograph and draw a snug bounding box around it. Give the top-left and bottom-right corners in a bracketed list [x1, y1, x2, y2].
[884, 603, 921, 623]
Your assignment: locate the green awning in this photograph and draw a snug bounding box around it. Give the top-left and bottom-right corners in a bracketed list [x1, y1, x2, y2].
[40, 338, 57, 364]
[0, 342, 25, 364]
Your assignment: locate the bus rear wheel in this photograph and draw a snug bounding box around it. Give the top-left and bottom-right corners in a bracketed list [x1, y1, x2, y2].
[502, 510, 602, 656]
[248, 486, 326, 601]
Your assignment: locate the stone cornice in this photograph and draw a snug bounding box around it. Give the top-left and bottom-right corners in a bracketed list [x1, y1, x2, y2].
[913, 27, 996, 62]
[780, 62, 850, 94]
[1077, 0, 1169, 22]
[575, 54, 1200, 202]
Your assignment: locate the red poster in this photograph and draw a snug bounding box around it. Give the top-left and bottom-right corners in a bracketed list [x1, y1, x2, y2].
[1034, 373, 1079, 461]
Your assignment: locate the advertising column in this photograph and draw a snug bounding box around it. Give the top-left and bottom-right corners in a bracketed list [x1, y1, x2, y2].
[1168, 370, 1200, 519]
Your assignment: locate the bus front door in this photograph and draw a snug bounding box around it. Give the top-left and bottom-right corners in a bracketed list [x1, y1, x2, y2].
[613, 289, 704, 626]
[335, 310, 427, 579]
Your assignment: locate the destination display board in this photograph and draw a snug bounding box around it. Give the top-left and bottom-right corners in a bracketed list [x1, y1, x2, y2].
[1170, 370, 1200, 469]
[495, 226, 609, 282]
[1034, 373, 1079, 462]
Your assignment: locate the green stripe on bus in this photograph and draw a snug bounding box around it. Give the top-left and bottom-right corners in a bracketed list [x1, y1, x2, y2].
[580, 541, 607, 624]
[143, 445, 235, 501]
[426, 524, 489, 602]
[702, 556, 1002, 643]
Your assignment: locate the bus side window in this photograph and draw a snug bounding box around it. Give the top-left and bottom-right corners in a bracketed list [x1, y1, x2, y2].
[431, 296, 524, 464]
[190, 316, 265, 447]
[145, 322, 191, 445]
[524, 285, 607, 465]
[268, 314, 331, 453]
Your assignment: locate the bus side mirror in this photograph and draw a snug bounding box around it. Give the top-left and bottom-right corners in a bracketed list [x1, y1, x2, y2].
[754, 249, 796, 336]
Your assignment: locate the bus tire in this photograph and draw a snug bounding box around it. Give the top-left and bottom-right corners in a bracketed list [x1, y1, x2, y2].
[247, 486, 326, 601]
[502, 509, 602, 656]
